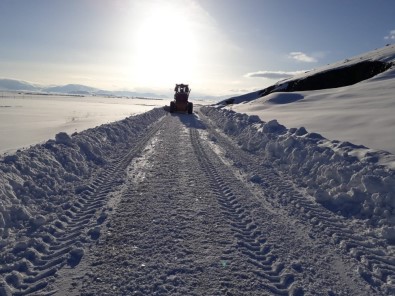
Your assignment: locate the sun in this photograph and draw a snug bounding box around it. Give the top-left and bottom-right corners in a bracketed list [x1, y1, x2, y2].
[131, 3, 198, 88]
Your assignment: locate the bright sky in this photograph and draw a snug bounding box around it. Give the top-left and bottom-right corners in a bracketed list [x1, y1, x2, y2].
[0, 0, 394, 97]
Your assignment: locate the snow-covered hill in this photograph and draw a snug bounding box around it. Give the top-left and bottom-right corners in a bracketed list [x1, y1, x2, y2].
[43, 84, 100, 95]
[0, 79, 168, 98]
[223, 44, 395, 104]
[0, 79, 40, 92]
[222, 45, 395, 155]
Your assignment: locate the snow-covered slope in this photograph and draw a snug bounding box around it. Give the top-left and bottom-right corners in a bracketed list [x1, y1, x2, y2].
[233, 66, 395, 155]
[0, 79, 39, 91]
[273, 44, 395, 90]
[225, 45, 395, 155]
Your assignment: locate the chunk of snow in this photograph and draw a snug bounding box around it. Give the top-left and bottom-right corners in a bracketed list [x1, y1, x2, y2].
[55, 132, 73, 146]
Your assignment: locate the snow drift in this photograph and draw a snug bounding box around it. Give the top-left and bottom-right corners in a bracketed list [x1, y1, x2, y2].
[201, 106, 395, 236]
[0, 108, 166, 238]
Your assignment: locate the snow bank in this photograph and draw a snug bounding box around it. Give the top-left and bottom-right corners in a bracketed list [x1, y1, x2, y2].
[201, 106, 395, 229]
[0, 108, 166, 237]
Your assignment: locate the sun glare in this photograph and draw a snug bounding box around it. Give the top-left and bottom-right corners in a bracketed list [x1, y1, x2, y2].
[131, 3, 198, 88]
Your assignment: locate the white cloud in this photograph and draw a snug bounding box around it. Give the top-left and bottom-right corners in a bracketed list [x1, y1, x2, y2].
[288, 52, 317, 63]
[229, 88, 248, 93]
[228, 88, 260, 93]
[384, 29, 395, 40]
[245, 70, 307, 79]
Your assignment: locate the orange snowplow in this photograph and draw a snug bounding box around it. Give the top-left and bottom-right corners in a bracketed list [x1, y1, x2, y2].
[170, 83, 193, 114]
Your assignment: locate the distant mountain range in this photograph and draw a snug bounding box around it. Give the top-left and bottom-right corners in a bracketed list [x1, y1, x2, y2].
[0, 79, 169, 99]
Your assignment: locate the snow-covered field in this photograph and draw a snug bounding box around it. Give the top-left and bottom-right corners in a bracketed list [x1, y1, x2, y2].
[1, 45, 395, 295]
[0, 93, 167, 155]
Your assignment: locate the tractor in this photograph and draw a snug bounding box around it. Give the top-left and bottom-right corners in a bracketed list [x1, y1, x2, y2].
[170, 83, 193, 114]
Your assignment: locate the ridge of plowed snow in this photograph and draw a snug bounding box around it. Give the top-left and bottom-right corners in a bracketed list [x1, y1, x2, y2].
[0, 107, 166, 237]
[201, 106, 395, 234]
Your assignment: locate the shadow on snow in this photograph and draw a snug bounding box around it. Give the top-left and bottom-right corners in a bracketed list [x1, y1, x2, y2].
[168, 111, 206, 130]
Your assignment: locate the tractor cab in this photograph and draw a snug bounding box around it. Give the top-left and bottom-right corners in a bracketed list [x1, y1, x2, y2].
[170, 83, 193, 114]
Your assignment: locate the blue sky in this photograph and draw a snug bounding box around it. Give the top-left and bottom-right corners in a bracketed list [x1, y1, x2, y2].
[0, 0, 394, 96]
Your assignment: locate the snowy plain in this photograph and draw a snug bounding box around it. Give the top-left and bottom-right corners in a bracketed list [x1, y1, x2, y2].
[0, 93, 167, 155]
[0, 45, 395, 295]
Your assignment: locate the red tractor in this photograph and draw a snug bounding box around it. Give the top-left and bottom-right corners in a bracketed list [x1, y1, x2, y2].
[170, 83, 193, 114]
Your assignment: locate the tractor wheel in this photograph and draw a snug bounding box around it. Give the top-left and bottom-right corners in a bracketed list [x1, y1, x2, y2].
[170, 101, 176, 113]
[187, 102, 193, 114]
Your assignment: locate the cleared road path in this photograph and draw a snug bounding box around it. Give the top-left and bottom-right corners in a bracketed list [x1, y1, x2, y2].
[4, 108, 393, 295]
[51, 110, 376, 295]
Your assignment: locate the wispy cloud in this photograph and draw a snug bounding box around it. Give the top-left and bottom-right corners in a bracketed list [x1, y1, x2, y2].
[245, 70, 307, 79]
[229, 88, 249, 93]
[288, 51, 317, 63]
[384, 29, 395, 40]
[228, 88, 260, 93]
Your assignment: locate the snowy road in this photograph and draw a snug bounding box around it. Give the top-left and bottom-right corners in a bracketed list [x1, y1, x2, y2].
[1, 107, 395, 295]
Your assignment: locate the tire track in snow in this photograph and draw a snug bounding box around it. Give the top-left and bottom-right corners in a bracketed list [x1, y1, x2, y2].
[78, 114, 243, 295]
[73, 114, 301, 295]
[257, 159, 395, 294]
[190, 127, 302, 296]
[199, 109, 395, 295]
[0, 116, 166, 295]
